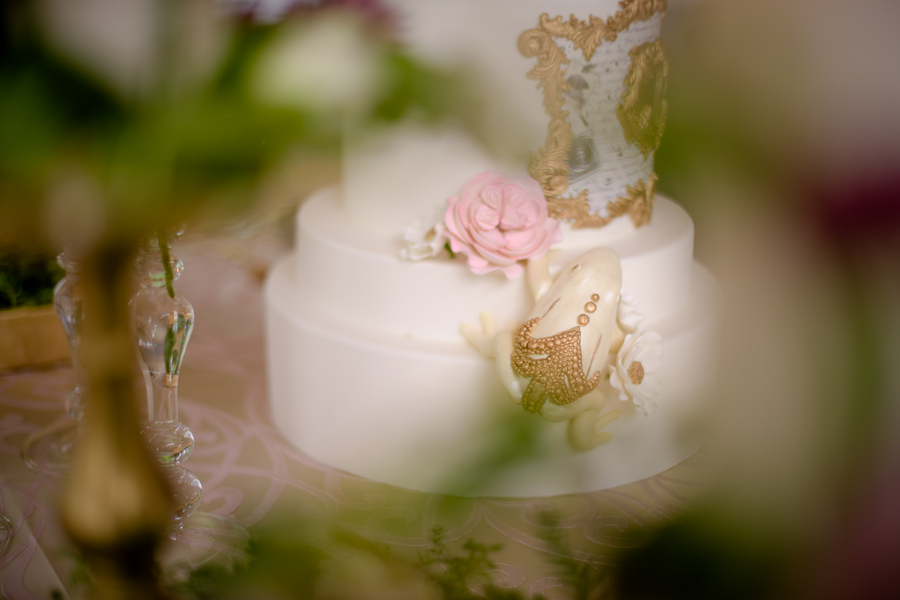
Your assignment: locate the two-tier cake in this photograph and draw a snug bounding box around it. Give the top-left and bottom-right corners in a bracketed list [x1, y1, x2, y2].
[265, 0, 718, 496]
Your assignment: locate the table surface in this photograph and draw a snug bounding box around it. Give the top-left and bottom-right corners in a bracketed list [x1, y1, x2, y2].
[0, 236, 708, 600]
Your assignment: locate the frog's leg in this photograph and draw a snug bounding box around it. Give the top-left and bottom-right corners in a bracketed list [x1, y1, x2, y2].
[541, 387, 605, 422]
[525, 255, 554, 302]
[568, 406, 621, 451]
[460, 311, 498, 358]
[492, 328, 523, 402]
[461, 313, 524, 403]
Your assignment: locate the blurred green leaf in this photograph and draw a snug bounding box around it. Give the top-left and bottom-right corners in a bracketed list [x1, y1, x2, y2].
[0, 245, 63, 309]
[535, 511, 606, 600]
[441, 407, 549, 496]
[1, 1, 467, 237]
[372, 50, 466, 124]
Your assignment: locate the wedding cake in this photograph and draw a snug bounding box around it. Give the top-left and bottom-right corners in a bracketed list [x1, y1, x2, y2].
[265, 0, 718, 496]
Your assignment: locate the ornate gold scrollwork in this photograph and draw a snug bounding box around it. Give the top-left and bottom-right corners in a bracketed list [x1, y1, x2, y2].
[617, 39, 669, 159]
[519, 0, 667, 228]
[547, 173, 657, 229]
[518, 25, 573, 199]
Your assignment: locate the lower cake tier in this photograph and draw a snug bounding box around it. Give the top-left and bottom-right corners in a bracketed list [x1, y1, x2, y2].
[265, 256, 720, 497]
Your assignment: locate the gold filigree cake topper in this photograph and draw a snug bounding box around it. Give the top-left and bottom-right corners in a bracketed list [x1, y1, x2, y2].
[518, 0, 667, 229]
[548, 173, 657, 229]
[617, 39, 669, 159]
[511, 316, 602, 414]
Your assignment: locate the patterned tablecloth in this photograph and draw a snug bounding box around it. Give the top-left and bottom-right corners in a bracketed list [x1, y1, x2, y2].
[0, 236, 708, 599]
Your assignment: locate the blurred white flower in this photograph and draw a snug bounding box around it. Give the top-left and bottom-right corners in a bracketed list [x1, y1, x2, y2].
[617, 292, 644, 333]
[252, 11, 383, 113]
[609, 329, 662, 414]
[38, 0, 157, 97]
[38, 0, 227, 99]
[400, 205, 448, 261]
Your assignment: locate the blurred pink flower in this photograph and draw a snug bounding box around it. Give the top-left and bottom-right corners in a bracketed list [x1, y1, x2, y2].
[444, 171, 561, 278]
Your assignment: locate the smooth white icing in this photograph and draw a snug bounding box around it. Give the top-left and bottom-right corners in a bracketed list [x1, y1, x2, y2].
[295, 187, 693, 342]
[265, 257, 718, 496]
[343, 124, 518, 236]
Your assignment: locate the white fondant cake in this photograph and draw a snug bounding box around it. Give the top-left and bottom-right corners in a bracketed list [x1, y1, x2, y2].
[265, 0, 719, 496]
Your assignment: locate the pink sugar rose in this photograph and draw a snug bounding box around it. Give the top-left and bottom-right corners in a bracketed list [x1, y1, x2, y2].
[444, 171, 562, 278]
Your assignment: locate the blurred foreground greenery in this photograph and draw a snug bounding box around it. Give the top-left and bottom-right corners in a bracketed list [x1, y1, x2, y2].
[5, 1, 900, 598]
[0, 245, 63, 309]
[161, 507, 794, 600]
[167, 524, 537, 600]
[0, 0, 469, 247]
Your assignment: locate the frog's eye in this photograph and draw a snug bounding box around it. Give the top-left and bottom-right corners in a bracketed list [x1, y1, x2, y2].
[571, 264, 581, 272]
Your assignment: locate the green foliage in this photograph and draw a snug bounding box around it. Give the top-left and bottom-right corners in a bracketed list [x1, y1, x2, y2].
[171, 521, 543, 600]
[0, 246, 62, 309]
[420, 526, 504, 599]
[67, 548, 91, 592]
[442, 408, 548, 496]
[163, 326, 176, 376]
[372, 51, 466, 124]
[0, 11, 124, 182]
[0, 1, 464, 233]
[158, 230, 176, 299]
[0, 2, 125, 201]
[176, 533, 323, 600]
[536, 512, 606, 600]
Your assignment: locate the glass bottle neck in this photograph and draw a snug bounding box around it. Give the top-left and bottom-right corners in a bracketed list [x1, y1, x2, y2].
[135, 240, 184, 289]
[57, 250, 81, 277]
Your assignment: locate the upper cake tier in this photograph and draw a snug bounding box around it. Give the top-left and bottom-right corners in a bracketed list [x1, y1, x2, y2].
[346, 0, 668, 235]
[295, 185, 692, 342]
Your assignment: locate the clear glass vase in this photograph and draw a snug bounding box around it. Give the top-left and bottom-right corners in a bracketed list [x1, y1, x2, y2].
[22, 251, 85, 476]
[130, 235, 202, 526]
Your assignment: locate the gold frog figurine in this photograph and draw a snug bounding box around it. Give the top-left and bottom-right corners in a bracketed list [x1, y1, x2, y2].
[462, 248, 626, 450]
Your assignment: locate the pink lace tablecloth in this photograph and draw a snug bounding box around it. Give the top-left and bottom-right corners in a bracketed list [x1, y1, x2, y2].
[0, 237, 708, 599]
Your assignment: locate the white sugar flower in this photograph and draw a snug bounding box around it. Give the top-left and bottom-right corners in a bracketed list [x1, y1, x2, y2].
[617, 292, 644, 333]
[609, 329, 662, 414]
[400, 205, 448, 261]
